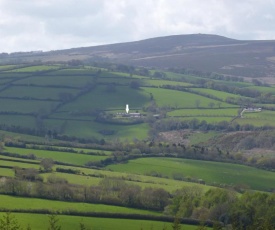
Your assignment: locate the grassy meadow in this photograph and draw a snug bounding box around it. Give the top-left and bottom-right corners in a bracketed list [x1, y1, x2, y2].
[0, 115, 36, 128]
[0, 85, 80, 100]
[44, 119, 149, 140]
[189, 88, 245, 100]
[0, 194, 158, 216]
[60, 85, 150, 111]
[13, 75, 95, 87]
[3, 146, 107, 166]
[142, 87, 235, 108]
[7, 65, 60, 72]
[0, 213, 201, 230]
[168, 108, 239, 117]
[106, 157, 275, 191]
[0, 99, 58, 113]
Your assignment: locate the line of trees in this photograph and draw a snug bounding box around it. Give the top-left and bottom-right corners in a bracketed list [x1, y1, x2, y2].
[0, 176, 169, 211]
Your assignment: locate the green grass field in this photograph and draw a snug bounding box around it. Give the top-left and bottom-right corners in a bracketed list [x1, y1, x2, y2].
[60, 86, 150, 111]
[97, 77, 138, 85]
[237, 110, 275, 126]
[1, 152, 210, 193]
[189, 88, 246, 100]
[8, 65, 60, 72]
[0, 78, 14, 84]
[142, 87, 235, 108]
[25, 144, 113, 155]
[0, 155, 39, 163]
[144, 79, 193, 87]
[106, 157, 275, 191]
[13, 75, 95, 87]
[242, 110, 275, 120]
[0, 194, 158, 216]
[246, 85, 275, 94]
[4, 146, 108, 166]
[44, 119, 149, 140]
[168, 108, 239, 117]
[0, 115, 36, 128]
[0, 72, 29, 77]
[0, 86, 80, 100]
[0, 159, 40, 169]
[235, 117, 275, 127]
[43, 165, 212, 192]
[164, 116, 233, 123]
[0, 167, 14, 177]
[0, 130, 58, 143]
[0, 65, 16, 70]
[46, 68, 97, 75]
[0, 98, 58, 113]
[213, 80, 252, 88]
[0, 213, 199, 230]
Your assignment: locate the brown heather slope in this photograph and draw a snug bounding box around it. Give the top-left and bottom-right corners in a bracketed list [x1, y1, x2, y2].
[4, 34, 275, 80]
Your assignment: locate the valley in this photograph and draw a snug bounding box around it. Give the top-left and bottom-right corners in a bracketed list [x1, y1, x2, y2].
[0, 54, 274, 229]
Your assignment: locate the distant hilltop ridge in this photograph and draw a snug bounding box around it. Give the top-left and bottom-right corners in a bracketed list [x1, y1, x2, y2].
[2, 33, 275, 81]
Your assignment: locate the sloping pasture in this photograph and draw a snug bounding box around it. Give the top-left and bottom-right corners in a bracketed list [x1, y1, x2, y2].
[13, 75, 95, 87]
[0, 115, 36, 128]
[189, 88, 246, 100]
[143, 79, 193, 87]
[59, 86, 150, 111]
[142, 87, 235, 108]
[0, 195, 157, 216]
[237, 110, 275, 126]
[0, 213, 198, 230]
[168, 108, 239, 117]
[44, 119, 149, 140]
[7, 65, 61, 72]
[107, 157, 275, 191]
[0, 99, 58, 113]
[0, 86, 80, 100]
[4, 146, 108, 166]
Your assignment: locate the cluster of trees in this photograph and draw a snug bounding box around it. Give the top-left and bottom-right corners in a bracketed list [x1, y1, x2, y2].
[167, 187, 275, 230]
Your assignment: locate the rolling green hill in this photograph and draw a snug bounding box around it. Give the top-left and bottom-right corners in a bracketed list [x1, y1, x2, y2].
[0, 61, 274, 230]
[0, 62, 274, 142]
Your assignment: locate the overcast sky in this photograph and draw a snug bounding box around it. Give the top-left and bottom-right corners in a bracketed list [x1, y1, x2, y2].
[1, 0, 275, 53]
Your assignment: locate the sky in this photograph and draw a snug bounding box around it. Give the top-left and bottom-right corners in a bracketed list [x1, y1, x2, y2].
[1, 0, 275, 53]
